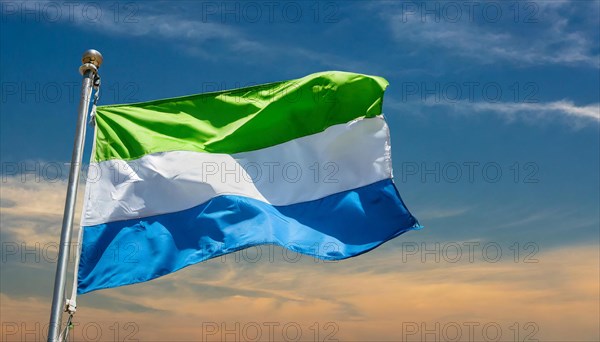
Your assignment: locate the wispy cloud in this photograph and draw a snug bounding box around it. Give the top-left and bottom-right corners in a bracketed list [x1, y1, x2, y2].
[5, 1, 363, 70]
[426, 99, 600, 127]
[72, 7, 266, 58]
[418, 206, 472, 221]
[464, 100, 600, 120]
[382, 1, 600, 68]
[0, 176, 81, 244]
[387, 94, 599, 127]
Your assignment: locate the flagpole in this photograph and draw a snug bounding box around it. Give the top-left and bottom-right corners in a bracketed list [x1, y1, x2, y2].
[47, 49, 102, 342]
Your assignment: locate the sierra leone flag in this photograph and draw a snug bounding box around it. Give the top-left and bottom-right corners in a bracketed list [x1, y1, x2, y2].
[77, 71, 421, 294]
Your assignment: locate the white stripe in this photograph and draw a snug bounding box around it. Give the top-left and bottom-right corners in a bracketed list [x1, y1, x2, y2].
[82, 116, 392, 226]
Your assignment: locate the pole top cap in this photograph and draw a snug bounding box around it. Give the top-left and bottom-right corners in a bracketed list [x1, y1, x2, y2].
[82, 49, 103, 68]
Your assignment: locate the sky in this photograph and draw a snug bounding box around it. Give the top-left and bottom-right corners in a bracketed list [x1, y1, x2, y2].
[1, 0, 599, 341]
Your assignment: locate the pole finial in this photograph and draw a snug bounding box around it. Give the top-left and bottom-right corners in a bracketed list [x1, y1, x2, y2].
[82, 49, 103, 67]
[80, 49, 103, 75]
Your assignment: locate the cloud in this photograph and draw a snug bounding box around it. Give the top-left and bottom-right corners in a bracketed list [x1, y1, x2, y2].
[417, 206, 472, 221]
[383, 1, 600, 68]
[2, 245, 598, 340]
[75, 6, 267, 59]
[425, 99, 600, 127]
[466, 100, 600, 120]
[0, 176, 84, 244]
[90, 9, 366, 70]
[1, 1, 268, 60]
[386, 93, 599, 127]
[3, 1, 363, 70]
[0, 198, 16, 208]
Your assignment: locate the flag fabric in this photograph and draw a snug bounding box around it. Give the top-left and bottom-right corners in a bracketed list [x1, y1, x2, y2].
[78, 71, 421, 294]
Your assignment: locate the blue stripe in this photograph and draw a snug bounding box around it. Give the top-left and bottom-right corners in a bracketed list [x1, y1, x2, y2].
[78, 179, 421, 294]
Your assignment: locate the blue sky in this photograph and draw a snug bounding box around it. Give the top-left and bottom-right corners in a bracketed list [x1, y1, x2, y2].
[1, 1, 599, 340]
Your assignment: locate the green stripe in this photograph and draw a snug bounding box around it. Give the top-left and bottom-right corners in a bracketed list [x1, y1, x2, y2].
[94, 71, 388, 162]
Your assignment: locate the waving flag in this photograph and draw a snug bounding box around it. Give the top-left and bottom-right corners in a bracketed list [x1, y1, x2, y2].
[78, 71, 421, 293]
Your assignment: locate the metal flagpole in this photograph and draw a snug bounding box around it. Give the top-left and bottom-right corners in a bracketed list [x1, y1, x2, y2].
[47, 49, 103, 342]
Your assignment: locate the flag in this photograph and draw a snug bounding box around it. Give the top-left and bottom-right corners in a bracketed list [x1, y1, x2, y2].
[77, 71, 421, 294]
